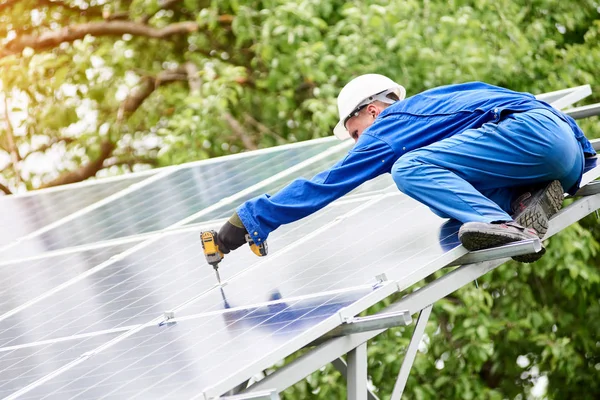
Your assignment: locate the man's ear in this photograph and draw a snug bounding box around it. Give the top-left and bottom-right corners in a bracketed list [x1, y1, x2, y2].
[366, 103, 380, 118]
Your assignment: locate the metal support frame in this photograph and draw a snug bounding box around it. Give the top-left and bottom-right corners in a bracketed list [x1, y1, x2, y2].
[391, 306, 432, 400]
[347, 342, 368, 400]
[220, 389, 280, 399]
[573, 181, 600, 197]
[449, 238, 541, 267]
[318, 310, 412, 344]
[332, 358, 380, 400]
[565, 102, 600, 120]
[535, 84, 591, 109]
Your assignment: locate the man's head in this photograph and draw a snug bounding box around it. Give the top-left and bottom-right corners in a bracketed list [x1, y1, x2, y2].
[333, 74, 405, 142]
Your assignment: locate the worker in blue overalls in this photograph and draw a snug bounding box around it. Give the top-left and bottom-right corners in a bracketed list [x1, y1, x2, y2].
[216, 74, 595, 262]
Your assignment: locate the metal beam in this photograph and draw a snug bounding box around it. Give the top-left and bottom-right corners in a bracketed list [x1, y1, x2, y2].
[449, 238, 541, 267]
[332, 358, 380, 400]
[535, 84, 591, 109]
[220, 389, 280, 400]
[347, 342, 368, 400]
[317, 310, 412, 344]
[390, 306, 432, 400]
[564, 102, 600, 120]
[573, 181, 600, 197]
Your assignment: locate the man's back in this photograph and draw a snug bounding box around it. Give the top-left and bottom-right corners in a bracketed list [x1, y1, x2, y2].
[366, 82, 593, 157]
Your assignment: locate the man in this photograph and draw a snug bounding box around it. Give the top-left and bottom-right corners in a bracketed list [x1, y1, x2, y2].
[216, 74, 595, 262]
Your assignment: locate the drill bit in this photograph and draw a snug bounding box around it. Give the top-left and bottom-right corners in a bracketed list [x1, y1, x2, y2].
[213, 265, 222, 285]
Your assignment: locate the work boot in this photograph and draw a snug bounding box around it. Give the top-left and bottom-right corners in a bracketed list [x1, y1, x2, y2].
[511, 180, 564, 239]
[458, 221, 544, 263]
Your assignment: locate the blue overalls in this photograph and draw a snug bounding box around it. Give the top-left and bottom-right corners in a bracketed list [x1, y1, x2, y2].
[237, 82, 595, 243]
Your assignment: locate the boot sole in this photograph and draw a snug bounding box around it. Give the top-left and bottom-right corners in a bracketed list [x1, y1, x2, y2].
[513, 180, 564, 239]
[459, 230, 522, 251]
[459, 224, 545, 263]
[512, 247, 546, 263]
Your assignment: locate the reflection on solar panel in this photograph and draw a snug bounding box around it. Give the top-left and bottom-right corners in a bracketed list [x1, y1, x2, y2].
[2, 88, 600, 400]
[0, 172, 154, 248]
[0, 139, 341, 262]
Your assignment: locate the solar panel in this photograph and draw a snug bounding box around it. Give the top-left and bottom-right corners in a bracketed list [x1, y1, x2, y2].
[0, 332, 121, 399]
[181, 193, 450, 318]
[185, 143, 352, 224]
[0, 195, 364, 349]
[1, 188, 454, 398]
[0, 173, 153, 248]
[13, 285, 391, 400]
[0, 242, 138, 319]
[0, 139, 338, 262]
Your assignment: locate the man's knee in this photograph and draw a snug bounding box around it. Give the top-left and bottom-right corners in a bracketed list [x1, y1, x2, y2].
[391, 153, 422, 193]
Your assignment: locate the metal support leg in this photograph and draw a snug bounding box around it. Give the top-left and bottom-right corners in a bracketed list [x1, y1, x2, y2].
[347, 342, 368, 400]
[224, 379, 250, 396]
[332, 358, 379, 400]
[390, 305, 432, 400]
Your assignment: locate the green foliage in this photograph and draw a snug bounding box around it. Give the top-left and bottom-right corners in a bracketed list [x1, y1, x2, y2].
[0, 1, 599, 398]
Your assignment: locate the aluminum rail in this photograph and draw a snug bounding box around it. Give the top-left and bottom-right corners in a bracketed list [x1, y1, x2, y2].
[565, 102, 600, 120]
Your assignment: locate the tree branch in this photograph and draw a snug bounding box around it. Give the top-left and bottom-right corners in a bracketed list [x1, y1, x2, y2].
[3, 95, 22, 184]
[40, 140, 116, 188]
[103, 156, 159, 170]
[140, 0, 181, 24]
[184, 61, 201, 95]
[117, 67, 189, 122]
[223, 112, 258, 150]
[33, 64, 185, 188]
[1, 20, 199, 59]
[0, 181, 11, 195]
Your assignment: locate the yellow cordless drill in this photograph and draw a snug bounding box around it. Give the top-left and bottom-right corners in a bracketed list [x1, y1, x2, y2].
[200, 231, 268, 284]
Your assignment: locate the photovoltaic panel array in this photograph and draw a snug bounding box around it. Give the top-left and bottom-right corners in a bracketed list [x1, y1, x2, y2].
[2, 187, 460, 398]
[0, 139, 339, 262]
[3, 137, 403, 398]
[0, 196, 364, 349]
[3, 118, 595, 399]
[16, 287, 383, 400]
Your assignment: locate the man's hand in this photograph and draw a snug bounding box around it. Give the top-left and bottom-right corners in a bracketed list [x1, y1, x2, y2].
[216, 212, 247, 254]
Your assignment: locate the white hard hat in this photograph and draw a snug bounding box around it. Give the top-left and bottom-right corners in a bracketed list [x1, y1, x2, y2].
[333, 74, 406, 140]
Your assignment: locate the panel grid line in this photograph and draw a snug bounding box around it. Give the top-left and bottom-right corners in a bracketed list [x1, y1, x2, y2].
[0, 326, 138, 354]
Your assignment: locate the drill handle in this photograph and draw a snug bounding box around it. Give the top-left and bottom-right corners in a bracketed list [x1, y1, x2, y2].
[245, 234, 268, 257]
[200, 230, 225, 265]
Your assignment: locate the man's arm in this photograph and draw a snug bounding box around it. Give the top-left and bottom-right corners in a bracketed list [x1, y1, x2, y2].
[217, 135, 396, 252]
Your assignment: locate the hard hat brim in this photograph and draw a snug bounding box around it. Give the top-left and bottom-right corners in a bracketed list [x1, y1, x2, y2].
[333, 120, 351, 140]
